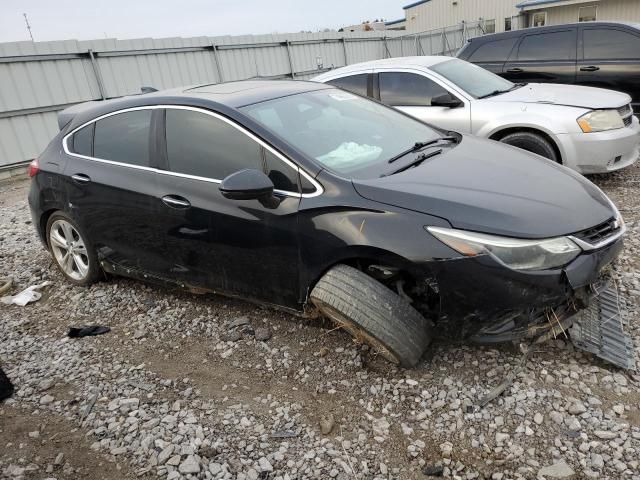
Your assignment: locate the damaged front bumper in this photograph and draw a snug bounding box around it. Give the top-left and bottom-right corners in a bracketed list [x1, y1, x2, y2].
[421, 235, 636, 369]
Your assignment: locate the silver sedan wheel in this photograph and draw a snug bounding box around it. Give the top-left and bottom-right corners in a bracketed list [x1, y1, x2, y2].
[49, 219, 90, 281]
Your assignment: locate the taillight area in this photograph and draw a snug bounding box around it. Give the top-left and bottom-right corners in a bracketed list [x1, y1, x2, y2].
[28, 158, 40, 177]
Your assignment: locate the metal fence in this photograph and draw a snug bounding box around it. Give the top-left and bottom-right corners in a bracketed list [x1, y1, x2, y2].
[0, 21, 483, 170]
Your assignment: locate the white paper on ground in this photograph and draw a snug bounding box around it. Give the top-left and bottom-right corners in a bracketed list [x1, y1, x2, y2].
[0, 281, 52, 306]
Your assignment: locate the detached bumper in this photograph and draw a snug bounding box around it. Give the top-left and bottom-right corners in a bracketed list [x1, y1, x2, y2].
[557, 117, 640, 173]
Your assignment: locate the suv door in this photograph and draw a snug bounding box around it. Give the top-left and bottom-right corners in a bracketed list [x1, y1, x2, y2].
[152, 107, 303, 308]
[63, 108, 163, 273]
[502, 27, 577, 84]
[374, 70, 471, 132]
[578, 25, 640, 112]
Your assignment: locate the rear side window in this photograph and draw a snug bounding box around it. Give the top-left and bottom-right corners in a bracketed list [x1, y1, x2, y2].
[583, 28, 640, 60]
[93, 110, 152, 166]
[517, 31, 576, 61]
[165, 109, 262, 180]
[327, 74, 369, 97]
[379, 72, 448, 106]
[468, 38, 518, 62]
[72, 124, 93, 156]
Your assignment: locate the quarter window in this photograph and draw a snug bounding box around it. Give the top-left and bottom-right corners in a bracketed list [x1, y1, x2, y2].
[165, 109, 263, 181]
[93, 110, 152, 166]
[327, 74, 369, 97]
[517, 31, 575, 61]
[72, 123, 93, 156]
[379, 72, 449, 107]
[583, 28, 640, 60]
[468, 38, 518, 62]
[264, 150, 299, 193]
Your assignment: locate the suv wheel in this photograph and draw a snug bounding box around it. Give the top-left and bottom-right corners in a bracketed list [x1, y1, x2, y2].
[499, 131, 559, 163]
[310, 264, 432, 367]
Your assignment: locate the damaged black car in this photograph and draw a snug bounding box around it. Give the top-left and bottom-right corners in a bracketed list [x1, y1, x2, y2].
[28, 80, 635, 369]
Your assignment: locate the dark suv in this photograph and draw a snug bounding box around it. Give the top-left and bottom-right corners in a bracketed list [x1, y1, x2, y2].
[457, 22, 640, 112]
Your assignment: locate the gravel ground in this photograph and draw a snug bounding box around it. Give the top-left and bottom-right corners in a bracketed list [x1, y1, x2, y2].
[1, 165, 639, 480]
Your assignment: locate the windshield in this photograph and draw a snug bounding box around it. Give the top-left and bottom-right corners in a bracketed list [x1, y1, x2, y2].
[431, 58, 514, 98]
[240, 88, 441, 178]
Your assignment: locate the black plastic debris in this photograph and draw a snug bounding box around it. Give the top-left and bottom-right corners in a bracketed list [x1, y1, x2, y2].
[570, 285, 636, 370]
[0, 365, 14, 402]
[423, 464, 444, 477]
[68, 326, 111, 338]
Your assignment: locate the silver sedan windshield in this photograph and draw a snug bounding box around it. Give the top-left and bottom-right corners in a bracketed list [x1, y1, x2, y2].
[431, 58, 514, 98]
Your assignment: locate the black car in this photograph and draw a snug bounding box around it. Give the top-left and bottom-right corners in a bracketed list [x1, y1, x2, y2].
[28, 80, 634, 368]
[457, 22, 640, 112]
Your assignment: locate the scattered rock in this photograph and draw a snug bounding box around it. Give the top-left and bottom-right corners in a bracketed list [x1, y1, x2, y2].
[538, 459, 575, 478]
[320, 414, 335, 435]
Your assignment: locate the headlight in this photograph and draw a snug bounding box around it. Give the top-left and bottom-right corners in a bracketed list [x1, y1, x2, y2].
[577, 110, 624, 133]
[426, 227, 581, 271]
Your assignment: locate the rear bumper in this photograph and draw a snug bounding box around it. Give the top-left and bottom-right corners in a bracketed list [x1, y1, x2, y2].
[557, 117, 640, 173]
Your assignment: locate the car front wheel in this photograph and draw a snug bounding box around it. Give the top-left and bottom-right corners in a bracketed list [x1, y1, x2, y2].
[499, 131, 559, 163]
[46, 212, 101, 286]
[310, 264, 433, 367]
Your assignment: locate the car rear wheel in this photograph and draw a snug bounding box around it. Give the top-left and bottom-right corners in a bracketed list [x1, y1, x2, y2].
[46, 212, 101, 286]
[499, 131, 559, 163]
[310, 264, 432, 367]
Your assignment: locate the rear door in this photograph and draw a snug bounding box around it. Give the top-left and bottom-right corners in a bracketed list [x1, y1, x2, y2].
[62, 108, 163, 273]
[151, 106, 303, 308]
[578, 25, 640, 112]
[325, 72, 372, 98]
[502, 27, 577, 84]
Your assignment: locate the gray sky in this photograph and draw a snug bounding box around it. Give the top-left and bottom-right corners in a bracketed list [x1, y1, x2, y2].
[1, 0, 408, 43]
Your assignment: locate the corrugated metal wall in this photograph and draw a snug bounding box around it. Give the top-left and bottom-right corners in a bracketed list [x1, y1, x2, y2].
[0, 25, 482, 168]
[535, 0, 640, 26]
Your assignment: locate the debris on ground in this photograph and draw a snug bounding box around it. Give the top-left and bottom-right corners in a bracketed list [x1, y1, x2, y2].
[0, 280, 51, 306]
[0, 365, 14, 401]
[67, 326, 111, 338]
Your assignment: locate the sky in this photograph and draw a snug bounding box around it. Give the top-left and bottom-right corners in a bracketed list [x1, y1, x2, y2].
[1, 0, 408, 43]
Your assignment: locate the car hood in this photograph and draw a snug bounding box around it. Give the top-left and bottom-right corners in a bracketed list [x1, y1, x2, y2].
[352, 135, 615, 239]
[486, 83, 631, 109]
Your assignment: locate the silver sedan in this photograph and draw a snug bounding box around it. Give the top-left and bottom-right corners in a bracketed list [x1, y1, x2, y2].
[313, 57, 640, 174]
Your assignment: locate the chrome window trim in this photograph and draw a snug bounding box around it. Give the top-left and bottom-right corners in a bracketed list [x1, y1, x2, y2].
[62, 104, 323, 199]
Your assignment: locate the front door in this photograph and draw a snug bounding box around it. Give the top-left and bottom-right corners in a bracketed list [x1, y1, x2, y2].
[152, 107, 302, 308]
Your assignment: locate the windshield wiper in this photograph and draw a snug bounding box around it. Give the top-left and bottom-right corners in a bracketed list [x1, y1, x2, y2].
[388, 136, 457, 164]
[383, 149, 443, 177]
[478, 83, 527, 99]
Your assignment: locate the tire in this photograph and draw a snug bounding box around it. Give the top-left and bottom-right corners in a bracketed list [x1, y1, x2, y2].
[310, 264, 432, 367]
[499, 131, 559, 163]
[45, 212, 101, 286]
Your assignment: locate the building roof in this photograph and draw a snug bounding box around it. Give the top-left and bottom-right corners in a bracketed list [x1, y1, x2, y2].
[403, 0, 432, 10]
[385, 18, 406, 26]
[515, 0, 595, 8]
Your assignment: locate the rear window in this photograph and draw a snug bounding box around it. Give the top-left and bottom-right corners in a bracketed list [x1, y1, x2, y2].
[93, 110, 152, 166]
[468, 38, 518, 62]
[327, 74, 369, 97]
[517, 30, 576, 61]
[583, 28, 640, 60]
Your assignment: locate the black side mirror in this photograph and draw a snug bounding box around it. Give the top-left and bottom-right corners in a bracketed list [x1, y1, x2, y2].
[220, 169, 274, 200]
[431, 93, 463, 108]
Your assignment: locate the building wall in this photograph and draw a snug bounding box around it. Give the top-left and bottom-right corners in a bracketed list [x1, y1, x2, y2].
[404, 0, 523, 33]
[526, 0, 640, 26]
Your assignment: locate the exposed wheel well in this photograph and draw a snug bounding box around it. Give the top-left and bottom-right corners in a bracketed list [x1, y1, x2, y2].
[489, 127, 562, 164]
[40, 208, 58, 247]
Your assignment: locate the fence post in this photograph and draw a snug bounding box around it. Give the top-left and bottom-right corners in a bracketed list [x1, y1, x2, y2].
[211, 44, 224, 83]
[285, 40, 295, 78]
[342, 37, 349, 65]
[383, 37, 391, 59]
[88, 49, 106, 100]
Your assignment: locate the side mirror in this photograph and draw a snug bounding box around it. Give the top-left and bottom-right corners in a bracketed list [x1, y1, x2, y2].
[431, 93, 463, 108]
[219, 169, 274, 200]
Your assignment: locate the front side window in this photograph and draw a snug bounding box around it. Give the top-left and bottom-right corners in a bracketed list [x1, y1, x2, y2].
[241, 88, 441, 179]
[165, 109, 262, 180]
[72, 123, 93, 156]
[579, 6, 597, 22]
[517, 30, 575, 61]
[327, 74, 369, 97]
[468, 38, 518, 62]
[379, 72, 449, 106]
[431, 58, 514, 98]
[93, 110, 152, 166]
[583, 28, 640, 60]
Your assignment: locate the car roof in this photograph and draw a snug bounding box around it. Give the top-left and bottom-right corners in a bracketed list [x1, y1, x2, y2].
[313, 56, 452, 79]
[468, 21, 640, 42]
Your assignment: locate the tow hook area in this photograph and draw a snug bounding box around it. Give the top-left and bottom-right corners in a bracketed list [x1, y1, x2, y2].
[569, 283, 636, 370]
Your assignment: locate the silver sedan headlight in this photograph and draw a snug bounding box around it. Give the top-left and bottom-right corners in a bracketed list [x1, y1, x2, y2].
[427, 227, 581, 271]
[577, 110, 624, 133]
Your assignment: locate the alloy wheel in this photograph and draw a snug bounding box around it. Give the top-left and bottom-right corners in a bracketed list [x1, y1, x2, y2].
[49, 219, 90, 281]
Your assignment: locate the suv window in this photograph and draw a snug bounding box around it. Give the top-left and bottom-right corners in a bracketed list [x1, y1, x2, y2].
[517, 31, 575, 61]
[468, 38, 518, 62]
[72, 123, 94, 156]
[379, 72, 448, 106]
[165, 109, 263, 181]
[327, 74, 368, 96]
[583, 28, 640, 60]
[93, 110, 152, 166]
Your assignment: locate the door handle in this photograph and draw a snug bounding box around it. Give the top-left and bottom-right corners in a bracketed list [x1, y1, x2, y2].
[162, 195, 191, 209]
[71, 173, 91, 184]
[580, 65, 600, 72]
[506, 67, 523, 73]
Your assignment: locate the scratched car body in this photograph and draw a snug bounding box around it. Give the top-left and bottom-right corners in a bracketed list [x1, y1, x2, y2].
[28, 80, 634, 368]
